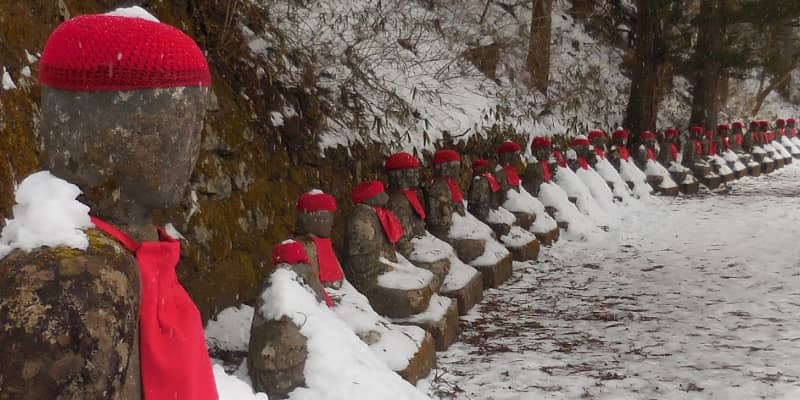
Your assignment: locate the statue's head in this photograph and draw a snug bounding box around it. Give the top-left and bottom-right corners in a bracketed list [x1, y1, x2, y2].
[663, 128, 679, 143]
[470, 159, 491, 176]
[38, 13, 210, 216]
[731, 121, 744, 134]
[530, 136, 552, 161]
[588, 130, 606, 149]
[385, 152, 420, 189]
[776, 119, 786, 129]
[612, 129, 628, 146]
[351, 180, 389, 207]
[571, 135, 590, 155]
[296, 190, 337, 238]
[690, 126, 705, 140]
[432, 149, 461, 178]
[717, 124, 730, 137]
[787, 118, 796, 129]
[496, 140, 522, 166]
[641, 131, 656, 147]
[758, 120, 769, 132]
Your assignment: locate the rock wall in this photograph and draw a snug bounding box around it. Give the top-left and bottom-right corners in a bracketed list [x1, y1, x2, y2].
[0, 1, 521, 320]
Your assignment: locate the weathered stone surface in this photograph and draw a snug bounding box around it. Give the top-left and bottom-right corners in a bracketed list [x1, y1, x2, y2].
[394, 299, 459, 351]
[473, 253, 513, 288]
[534, 227, 560, 246]
[508, 239, 540, 262]
[0, 230, 141, 400]
[451, 238, 486, 264]
[441, 271, 484, 315]
[397, 333, 436, 384]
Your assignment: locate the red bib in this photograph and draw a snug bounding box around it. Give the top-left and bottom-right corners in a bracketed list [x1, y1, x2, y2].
[541, 162, 552, 183]
[552, 150, 567, 167]
[708, 142, 717, 156]
[502, 164, 521, 187]
[90, 217, 218, 400]
[669, 143, 678, 161]
[646, 148, 656, 161]
[753, 132, 761, 144]
[401, 189, 426, 220]
[618, 147, 630, 161]
[735, 133, 743, 146]
[577, 156, 590, 170]
[373, 207, 404, 244]
[693, 140, 702, 156]
[790, 128, 797, 138]
[723, 137, 730, 149]
[312, 237, 344, 284]
[443, 177, 464, 203]
[481, 173, 500, 192]
[594, 147, 605, 159]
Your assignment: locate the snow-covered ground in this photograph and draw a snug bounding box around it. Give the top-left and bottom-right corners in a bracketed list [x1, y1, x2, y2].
[420, 164, 800, 399]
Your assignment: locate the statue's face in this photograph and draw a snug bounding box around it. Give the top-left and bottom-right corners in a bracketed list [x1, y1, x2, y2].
[788, 121, 796, 128]
[387, 168, 419, 189]
[719, 130, 729, 137]
[644, 138, 656, 147]
[362, 191, 389, 207]
[572, 144, 588, 156]
[434, 160, 460, 178]
[40, 86, 206, 211]
[591, 137, 604, 148]
[533, 147, 550, 161]
[732, 127, 742, 134]
[296, 210, 335, 238]
[614, 137, 627, 146]
[498, 151, 522, 166]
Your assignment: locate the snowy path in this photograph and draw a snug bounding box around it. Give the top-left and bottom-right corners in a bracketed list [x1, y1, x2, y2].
[422, 164, 800, 400]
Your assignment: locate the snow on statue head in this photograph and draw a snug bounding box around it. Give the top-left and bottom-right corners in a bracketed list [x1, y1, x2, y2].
[38, 12, 210, 224]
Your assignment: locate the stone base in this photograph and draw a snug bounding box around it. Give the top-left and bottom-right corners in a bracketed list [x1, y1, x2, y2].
[364, 282, 434, 319]
[508, 239, 540, 262]
[733, 168, 748, 179]
[748, 164, 762, 177]
[785, 156, 793, 165]
[398, 332, 436, 384]
[680, 181, 699, 194]
[702, 175, 721, 190]
[775, 157, 785, 169]
[395, 300, 459, 351]
[762, 161, 775, 174]
[534, 228, 560, 246]
[441, 271, 484, 315]
[472, 253, 513, 288]
[719, 172, 734, 183]
[659, 186, 680, 196]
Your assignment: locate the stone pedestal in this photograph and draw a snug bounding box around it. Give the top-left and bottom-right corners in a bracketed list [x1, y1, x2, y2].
[748, 163, 762, 177]
[508, 239, 540, 262]
[473, 253, 513, 288]
[534, 228, 560, 246]
[441, 270, 484, 315]
[398, 333, 436, 384]
[762, 160, 775, 174]
[701, 175, 722, 190]
[392, 296, 459, 351]
[775, 157, 785, 169]
[680, 181, 700, 194]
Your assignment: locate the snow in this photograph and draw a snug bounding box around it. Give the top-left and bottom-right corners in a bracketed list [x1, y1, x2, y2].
[503, 186, 559, 233]
[644, 160, 678, 189]
[409, 231, 481, 293]
[722, 150, 748, 171]
[377, 254, 434, 291]
[780, 136, 800, 156]
[2, 67, 16, 90]
[0, 171, 92, 259]
[260, 268, 429, 400]
[105, 6, 160, 22]
[213, 364, 268, 400]
[486, 207, 516, 226]
[422, 163, 800, 400]
[449, 211, 511, 266]
[205, 305, 254, 354]
[500, 225, 538, 248]
[554, 166, 616, 228]
[593, 157, 636, 204]
[392, 294, 452, 325]
[575, 167, 618, 213]
[618, 158, 653, 198]
[537, 181, 602, 241]
[441, 254, 480, 293]
[329, 280, 428, 372]
[20, 66, 31, 78]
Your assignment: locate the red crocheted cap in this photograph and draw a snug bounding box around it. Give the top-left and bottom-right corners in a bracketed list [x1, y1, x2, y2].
[664, 128, 679, 137]
[272, 240, 309, 266]
[587, 130, 605, 140]
[640, 131, 656, 140]
[297, 191, 337, 213]
[690, 126, 704, 134]
[497, 140, 521, 154]
[40, 14, 211, 91]
[749, 121, 759, 128]
[787, 118, 796, 124]
[612, 129, 628, 139]
[433, 149, 461, 165]
[717, 124, 729, 132]
[776, 119, 786, 127]
[758, 120, 769, 128]
[572, 136, 590, 146]
[704, 130, 714, 139]
[732, 121, 743, 129]
[531, 136, 551, 149]
[471, 159, 490, 170]
[351, 180, 385, 203]
[385, 152, 419, 171]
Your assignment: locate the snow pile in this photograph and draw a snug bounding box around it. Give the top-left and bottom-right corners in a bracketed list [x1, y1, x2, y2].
[377, 254, 434, 291]
[644, 160, 678, 189]
[0, 171, 93, 259]
[105, 6, 160, 22]
[770, 139, 792, 160]
[617, 158, 653, 198]
[329, 281, 428, 372]
[574, 167, 618, 213]
[408, 231, 481, 294]
[392, 294, 452, 325]
[1, 66, 16, 90]
[722, 150, 748, 172]
[536, 181, 602, 241]
[260, 269, 429, 400]
[553, 166, 616, 228]
[486, 207, 516, 226]
[205, 305, 254, 354]
[502, 186, 559, 233]
[593, 157, 636, 205]
[780, 136, 800, 156]
[213, 364, 268, 400]
[449, 211, 510, 266]
[708, 155, 735, 177]
[500, 225, 538, 248]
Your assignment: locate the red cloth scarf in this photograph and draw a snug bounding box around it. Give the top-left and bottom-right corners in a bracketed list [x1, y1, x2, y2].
[735, 133, 743, 146]
[669, 143, 679, 161]
[481, 173, 500, 192]
[723, 137, 730, 149]
[646, 148, 656, 161]
[753, 131, 761, 144]
[708, 142, 717, 156]
[90, 217, 218, 400]
[541, 162, 552, 182]
[594, 147, 605, 159]
[577, 156, 590, 170]
[618, 146, 630, 161]
[312, 237, 344, 284]
[502, 164, 521, 187]
[790, 128, 797, 138]
[442, 177, 464, 203]
[401, 189, 426, 220]
[693, 140, 703, 156]
[373, 207, 404, 244]
[777, 128, 785, 138]
[553, 150, 567, 167]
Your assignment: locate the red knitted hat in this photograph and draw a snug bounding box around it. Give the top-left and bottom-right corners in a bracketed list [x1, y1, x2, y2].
[776, 119, 786, 127]
[717, 124, 729, 132]
[433, 149, 461, 165]
[531, 136, 551, 149]
[612, 129, 628, 139]
[664, 128, 679, 137]
[749, 121, 759, 128]
[732, 121, 743, 129]
[497, 140, 521, 154]
[351, 180, 385, 203]
[690, 126, 704, 135]
[587, 130, 605, 140]
[471, 159, 490, 170]
[704, 130, 714, 139]
[788, 118, 796, 124]
[297, 190, 337, 212]
[640, 131, 656, 140]
[758, 120, 769, 128]
[272, 240, 309, 266]
[385, 152, 419, 171]
[572, 135, 590, 146]
[40, 14, 211, 91]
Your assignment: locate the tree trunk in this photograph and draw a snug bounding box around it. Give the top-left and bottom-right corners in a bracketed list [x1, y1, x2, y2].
[689, 0, 725, 128]
[623, 0, 662, 137]
[525, 0, 553, 92]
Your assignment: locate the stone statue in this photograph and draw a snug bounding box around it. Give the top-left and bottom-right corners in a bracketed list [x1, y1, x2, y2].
[660, 128, 699, 194]
[385, 152, 484, 315]
[684, 126, 721, 189]
[775, 118, 800, 158]
[0, 13, 216, 400]
[606, 129, 653, 198]
[732, 121, 760, 176]
[468, 159, 509, 236]
[747, 121, 775, 173]
[715, 124, 749, 179]
[426, 149, 512, 288]
[636, 131, 679, 195]
[703, 129, 735, 183]
[587, 130, 637, 202]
